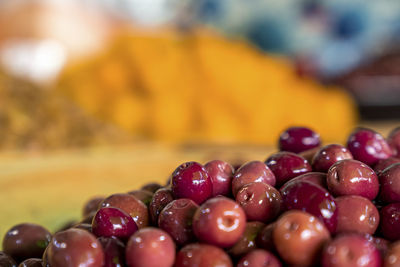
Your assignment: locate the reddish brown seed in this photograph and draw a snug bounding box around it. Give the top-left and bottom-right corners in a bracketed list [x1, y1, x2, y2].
[0, 252, 16, 267]
[204, 160, 234, 197]
[82, 196, 104, 217]
[236, 182, 281, 223]
[193, 197, 246, 248]
[228, 221, 265, 258]
[158, 198, 198, 246]
[47, 228, 104, 267]
[100, 193, 149, 228]
[125, 228, 175, 267]
[336, 195, 379, 235]
[322, 233, 381, 267]
[273, 210, 330, 266]
[374, 157, 400, 174]
[232, 161, 276, 196]
[237, 249, 282, 267]
[17, 258, 42, 267]
[326, 159, 379, 200]
[256, 223, 276, 252]
[312, 144, 353, 172]
[149, 188, 174, 225]
[2, 223, 52, 262]
[282, 172, 327, 189]
[175, 243, 233, 267]
[265, 152, 312, 187]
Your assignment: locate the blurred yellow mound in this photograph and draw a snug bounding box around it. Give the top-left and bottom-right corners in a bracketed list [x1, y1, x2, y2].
[0, 70, 129, 150]
[58, 28, 358, 144]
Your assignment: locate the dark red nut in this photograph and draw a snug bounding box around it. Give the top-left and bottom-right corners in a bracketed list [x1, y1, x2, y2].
[378, 163, 400, 203]
[278, 126, 321, 154]
[379, 203, 400, 241]
[336, 195, 379, 235]
[228, 221, 265, 258]
[347, 127, 392, 166]
[232, 161, 275, 196]
[280, 180, 337, 233]
[312, 144, 353, 172]
[2, 223, 51, 262]
[322, 233, 381, 267]
[236, 182, 281, 223]
[149, 188, 174, 225]
[204, 160, 234, 197]
[327, 159, 379, 200]
[237, 249, 282, 267]
[273, 210, 330, 266]
[47, 229, 104, 267]
[193, 197, 246, 248]
[100, 193, 149, 228]
[265, 152, 311, 187]
[175, 243, 233, 267]
[158, 198, 198, 246]
[125, 228, 175, 267]
[171, 162, 213, 204]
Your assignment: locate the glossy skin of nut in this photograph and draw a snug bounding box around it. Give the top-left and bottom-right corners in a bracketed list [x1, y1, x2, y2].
[92, 207, 138, 240]
[47, 228, 104, 267]
[380, 203, 400, 241]
[98, 237, 125, 267]
[158, 198, 198, 246]
[336, 195, 379, 235]
[232, 161, 276, 196]
[193, 197, 246, 248]
[100, 193, 149, 228]
[282, 172, 327, 189]
[379, 163, 400, 203]
[228, 221, 265, 258]
[273, 210, 330, 266]
[82, 196, 104, 217]
[280, 180, 338, 233]
[384, 241, 400, 267]
[17, 258, 42, 267]
[171, 162, 213, 204]
[265, 152, 311, 187]
[175, 243, 233, 267]
[204, 160, 234, 197]
[388, 127, 400, 157]
[327, 159, 379, 200]
[347, 128, 392, 166]
[2, 223, 51, 262]
[236, 182, 281, 223]
[128, 190, 153, 206]
[125, 228, 175, 267]
[312, 144, 353, 172]
[256, 223, 276, 252]
[0, 252, 16, 267]
[322, 233, 381, 267]
[374, 157, 400, 174]
[149, 188, 174, 225]
[278, 126, 321, 154]
[237, 249, 282, 267]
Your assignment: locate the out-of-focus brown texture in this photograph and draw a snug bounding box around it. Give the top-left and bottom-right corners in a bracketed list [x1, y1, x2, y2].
[0, 70, 129, 150]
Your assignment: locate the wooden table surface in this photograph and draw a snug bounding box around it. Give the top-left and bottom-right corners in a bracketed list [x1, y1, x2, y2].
[0, 121, 398, 240]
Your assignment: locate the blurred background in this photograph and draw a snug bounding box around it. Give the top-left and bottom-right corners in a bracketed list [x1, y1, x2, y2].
[0, 0, 399, 235]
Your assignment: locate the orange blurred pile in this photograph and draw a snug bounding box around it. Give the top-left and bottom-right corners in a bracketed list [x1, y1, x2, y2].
[58, 29, 357, 145]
